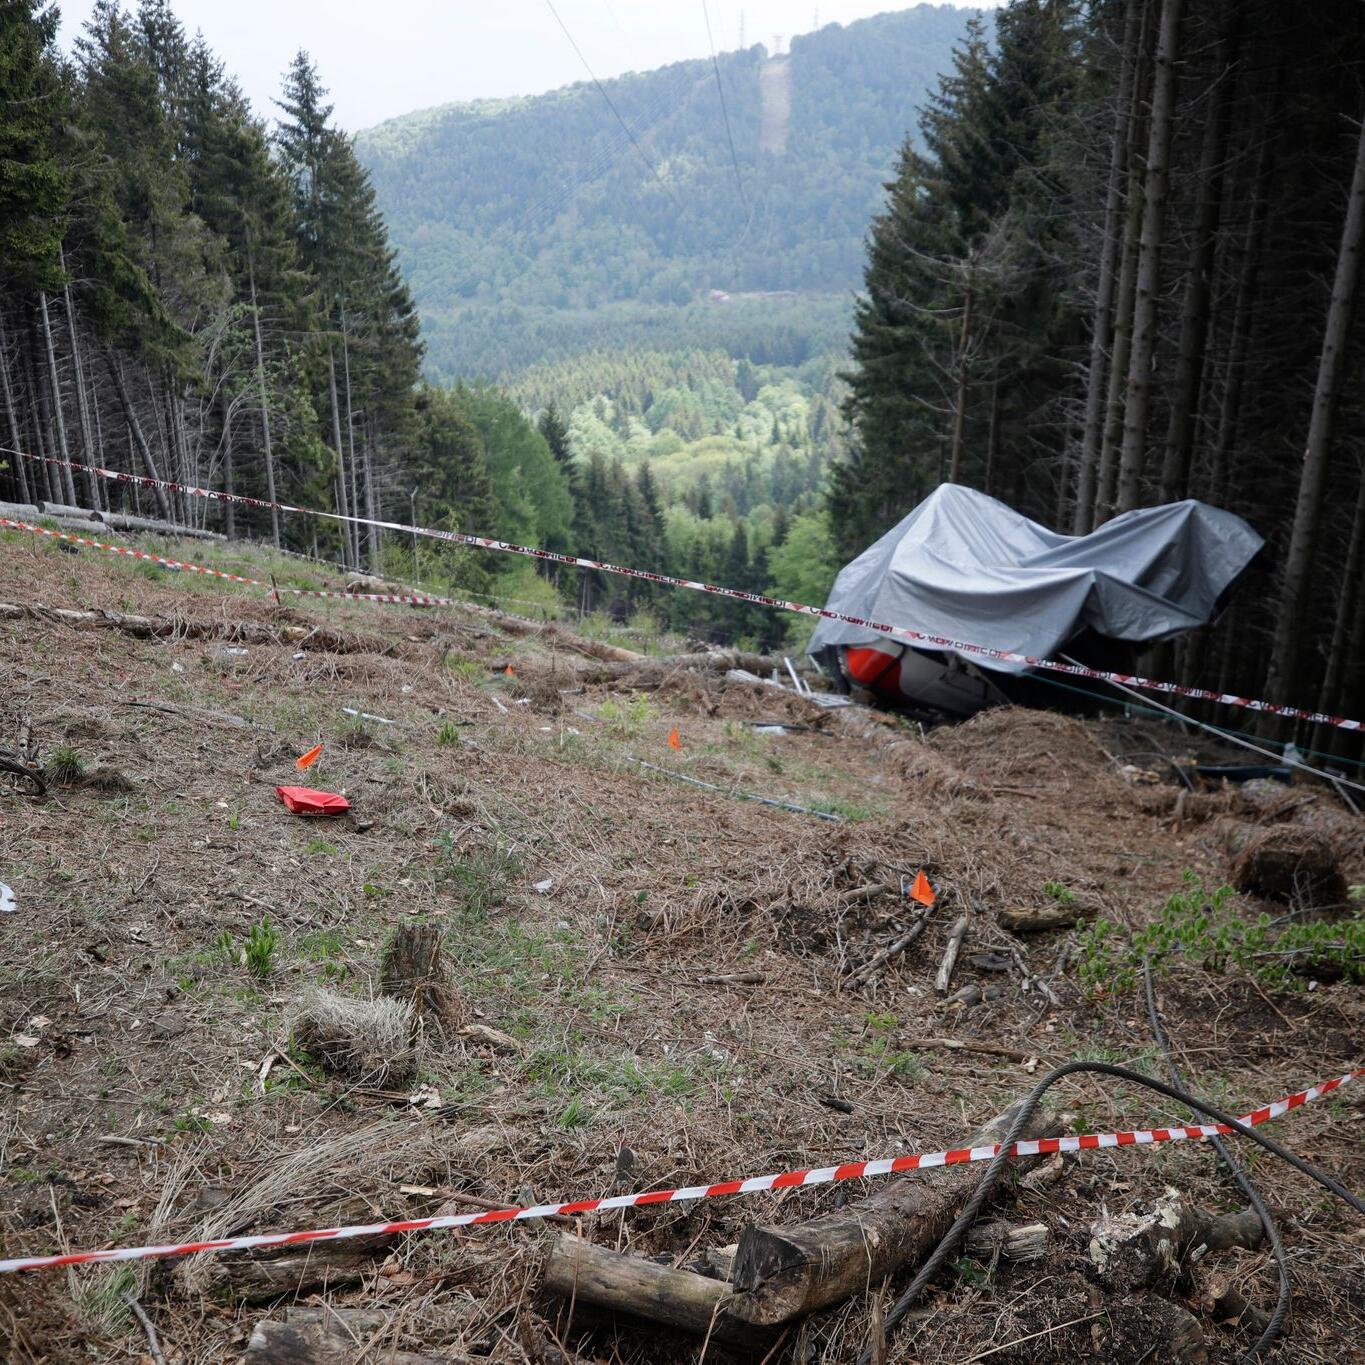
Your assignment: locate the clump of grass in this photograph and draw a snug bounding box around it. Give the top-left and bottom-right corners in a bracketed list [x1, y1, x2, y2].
[436, 720, 461, 747]
[292, 988, 415, 1085]
[48, 745, 84, 784]
[446, 654, 484, 682]
[71, 1264, 137, 1333]
[433, 835, 521, 920]
[244, 917, 281, 978]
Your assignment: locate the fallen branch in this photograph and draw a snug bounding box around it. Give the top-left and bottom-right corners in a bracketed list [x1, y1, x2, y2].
[901, 1036, 1034, 1062]
[122, 1295, 167, 1365]
[847, 904, 937, 987]
[629, 757, 840, 821]
[935, 914, 970, 995]
[726, 1095, 1061, 1328]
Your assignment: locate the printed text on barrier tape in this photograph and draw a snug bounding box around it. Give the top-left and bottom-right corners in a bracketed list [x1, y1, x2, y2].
[8, 448, 1362, 733]
[0, 1069, 1356, 1274]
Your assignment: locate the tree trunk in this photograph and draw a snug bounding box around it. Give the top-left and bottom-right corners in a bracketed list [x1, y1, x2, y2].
[1075, 0, 1142, 533]
[38, 290, 79, 506]
[1158, 13, 1239, 503]
[0, 309, 32, 505]
[1207, 108, 1277, 508]
[26, 312, 58, 504]
[327, 342, 353, 570]
[60, 246, 101, 511]
[89, 370, 107, 508]
[1314, 457, 1365, 745]
[104, 352, 172, 521]
[983, 376, 1000, 497]
[247, 247, 280, 547]
[1266, 105, 1365, 706]
[363, 433, 381, 573]
[1115, 0, 1184, 514]
[221, 387, 236, 539]
[948, 282, 974, 485]
[1093, 11, 1152, 524]
[339, 307, 369, 568]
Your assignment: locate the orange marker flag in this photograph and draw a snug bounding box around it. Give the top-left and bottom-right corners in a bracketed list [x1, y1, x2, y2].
[296, 742, 324, 771]
[504, 664, 515, 676]
[667, 726, 681, 751]
[909, 870, 936, 906]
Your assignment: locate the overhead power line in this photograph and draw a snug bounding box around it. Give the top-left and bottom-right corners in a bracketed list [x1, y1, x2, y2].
[542, 0, 684, 212]
[702, 0, 748, 212]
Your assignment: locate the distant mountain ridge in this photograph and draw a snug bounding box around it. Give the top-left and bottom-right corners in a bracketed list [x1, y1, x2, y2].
[356, 6, 979, 379]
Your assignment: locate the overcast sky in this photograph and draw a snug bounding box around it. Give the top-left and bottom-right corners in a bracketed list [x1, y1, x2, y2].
[56, 1, 1000, 132]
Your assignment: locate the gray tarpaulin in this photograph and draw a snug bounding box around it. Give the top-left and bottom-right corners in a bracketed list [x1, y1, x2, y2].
[808, 484, 1262, 676]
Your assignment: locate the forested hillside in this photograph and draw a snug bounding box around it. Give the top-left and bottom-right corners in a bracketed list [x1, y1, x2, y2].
[356, 6, 977, 380]
[837, 0, 1365, 749]
[0, 0, 584, 587]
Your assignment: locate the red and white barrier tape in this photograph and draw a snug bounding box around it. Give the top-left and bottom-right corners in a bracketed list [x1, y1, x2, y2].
[8, 449, 1363, 732]
[0, 518, 457, 609]
[1, 1069, 1356, 1274]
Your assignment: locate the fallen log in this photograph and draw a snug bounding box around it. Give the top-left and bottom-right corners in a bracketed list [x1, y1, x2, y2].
[451, 599, 643, 664]
[727, 1096, 1061, 1328]
[244, 1307, 449, 1363]
[998, 902, 1095, 933]
[0, 601, 391, 655]
[541, 1233, 773, 1349]
[1088, 1191, 1265, 1293]
[204, 1244, 384, 1302]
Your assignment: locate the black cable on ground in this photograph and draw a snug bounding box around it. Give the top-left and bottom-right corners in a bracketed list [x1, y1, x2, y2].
[1143, 959, 1292, 1361]
[857, 1061, 1364, 1365]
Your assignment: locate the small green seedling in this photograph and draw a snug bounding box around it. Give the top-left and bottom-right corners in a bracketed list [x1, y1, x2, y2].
[244, 918, 280, 978]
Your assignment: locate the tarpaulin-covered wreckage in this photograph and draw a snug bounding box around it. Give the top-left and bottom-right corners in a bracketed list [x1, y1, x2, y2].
[808, 485, 1262, 718]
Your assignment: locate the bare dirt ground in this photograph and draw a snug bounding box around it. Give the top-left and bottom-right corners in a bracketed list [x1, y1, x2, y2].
[0, 526, 1361, 1364]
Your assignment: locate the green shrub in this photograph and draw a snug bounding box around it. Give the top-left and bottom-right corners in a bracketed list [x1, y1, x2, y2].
[1076, 869, 1365, 995]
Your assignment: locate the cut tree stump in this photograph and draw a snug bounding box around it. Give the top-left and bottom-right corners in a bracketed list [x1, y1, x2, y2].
[1224, 823, 1347, 908]
[1088, 1190, 1265, 1293]
[244, 1307, 450, 1363]
[381, 923, 462, 1036]
[727, 1096, 1061, 1327]
[541, 1233, 775, 1349]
